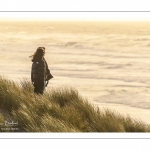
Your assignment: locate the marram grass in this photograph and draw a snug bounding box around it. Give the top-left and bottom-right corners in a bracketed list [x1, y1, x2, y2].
[0, 75, 150, 132]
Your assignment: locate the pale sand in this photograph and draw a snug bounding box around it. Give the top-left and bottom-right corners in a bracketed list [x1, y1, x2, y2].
[95, 102, 150, 125]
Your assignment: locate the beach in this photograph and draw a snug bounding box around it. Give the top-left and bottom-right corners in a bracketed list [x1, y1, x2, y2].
[1, 21, 150, 124]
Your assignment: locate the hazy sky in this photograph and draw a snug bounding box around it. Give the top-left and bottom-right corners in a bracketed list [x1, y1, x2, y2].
[0, 0, 150, 21]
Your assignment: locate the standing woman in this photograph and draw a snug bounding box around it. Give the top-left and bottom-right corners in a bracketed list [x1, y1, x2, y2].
[30, 47, 53, 94]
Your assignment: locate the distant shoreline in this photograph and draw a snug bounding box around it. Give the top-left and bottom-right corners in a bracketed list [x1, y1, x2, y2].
[96, 102, 150, 125]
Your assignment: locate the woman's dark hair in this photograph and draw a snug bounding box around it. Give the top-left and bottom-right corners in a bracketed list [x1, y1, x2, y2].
[30, 47, 45, 62]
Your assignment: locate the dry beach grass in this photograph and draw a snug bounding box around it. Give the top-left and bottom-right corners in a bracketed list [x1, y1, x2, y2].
[0, 75, 150, 132]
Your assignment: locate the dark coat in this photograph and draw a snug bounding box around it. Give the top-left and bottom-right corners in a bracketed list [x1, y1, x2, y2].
[31, 59, 47, 83]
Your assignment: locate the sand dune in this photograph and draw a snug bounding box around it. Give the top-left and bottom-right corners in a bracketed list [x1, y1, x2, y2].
[1, 21, 150, 124]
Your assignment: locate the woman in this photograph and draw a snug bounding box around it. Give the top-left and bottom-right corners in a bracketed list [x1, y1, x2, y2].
[30, 47, 53, 94]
